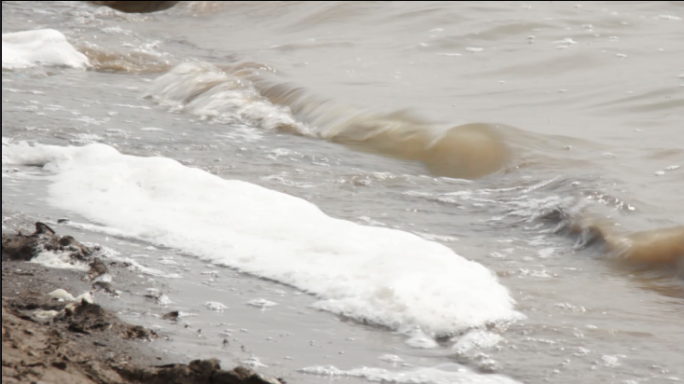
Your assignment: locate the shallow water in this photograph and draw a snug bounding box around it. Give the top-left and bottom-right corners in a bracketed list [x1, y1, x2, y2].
[2, 1, 683, 383]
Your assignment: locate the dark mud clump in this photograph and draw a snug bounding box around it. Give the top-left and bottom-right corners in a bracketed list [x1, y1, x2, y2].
[2, 295, 149, 384]
[2, 296, 285, 384]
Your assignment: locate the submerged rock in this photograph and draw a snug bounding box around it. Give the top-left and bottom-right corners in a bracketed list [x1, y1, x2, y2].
[88, 1, 179, 13]
[120, 360, 285, 384]
[163, 311, 180, 321]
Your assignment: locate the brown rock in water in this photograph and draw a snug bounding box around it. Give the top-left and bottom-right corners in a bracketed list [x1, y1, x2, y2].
[1, 222, 93, 262]
[88, 1, 179, 13]
[120, 360, 284, 384]
[162, 311, 180, 321]
[88, 257, 108, 280]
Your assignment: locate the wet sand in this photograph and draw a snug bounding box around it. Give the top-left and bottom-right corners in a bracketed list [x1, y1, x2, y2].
[1, 224, 285, 384]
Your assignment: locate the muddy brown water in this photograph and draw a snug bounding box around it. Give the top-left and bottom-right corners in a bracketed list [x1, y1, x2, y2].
[2, 2, 683, 383]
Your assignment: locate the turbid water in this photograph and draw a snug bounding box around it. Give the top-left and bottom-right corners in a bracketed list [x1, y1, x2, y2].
[2, 2, 683, 383]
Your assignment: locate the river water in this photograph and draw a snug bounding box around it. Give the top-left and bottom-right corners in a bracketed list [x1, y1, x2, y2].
[2, 2, 683, 384]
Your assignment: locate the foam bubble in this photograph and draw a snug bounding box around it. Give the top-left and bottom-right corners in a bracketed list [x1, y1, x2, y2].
[4, 142, 522, 335]
[2, 29, 90, 69]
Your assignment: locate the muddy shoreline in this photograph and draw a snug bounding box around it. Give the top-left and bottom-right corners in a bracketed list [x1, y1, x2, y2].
[2, 223, 286, 384]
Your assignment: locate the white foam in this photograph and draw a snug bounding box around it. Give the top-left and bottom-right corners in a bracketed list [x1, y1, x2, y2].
[31, 250, 89, 271]
[2, 29, 90, 69]
[204, 302, 228, 312]
[33, 310, 60, 320]
[48, 289, 76, 301]
[452, 330, 503, 355]
[47, 289, 93, 303]
[299, 364, 522, 384]
[4, 142, 522, 335]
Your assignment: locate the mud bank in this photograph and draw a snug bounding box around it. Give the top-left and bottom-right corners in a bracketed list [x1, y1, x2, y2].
[2, 224, 286, 384]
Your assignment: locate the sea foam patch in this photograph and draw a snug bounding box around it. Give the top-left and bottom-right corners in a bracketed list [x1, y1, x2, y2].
[31, 250, 89, 272]
[2, 29, 90, 69]
[4, 142, 522, 335]
[300, 364, 522, 384]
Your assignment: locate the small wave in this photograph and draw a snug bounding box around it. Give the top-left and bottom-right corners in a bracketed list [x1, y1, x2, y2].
[420, 175, 683, 279]
[145, 62, 309, 133]
[148, 62, 510, 179]
[521, 199, 684, 274]
[500, 179, 684, 277]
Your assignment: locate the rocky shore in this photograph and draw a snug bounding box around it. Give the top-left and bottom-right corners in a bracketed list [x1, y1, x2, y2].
[2, 223, 286, 384]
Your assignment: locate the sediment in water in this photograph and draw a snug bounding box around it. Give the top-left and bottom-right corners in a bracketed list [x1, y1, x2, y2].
[146, 62, 511, 179]
[542, 206, 684, 275]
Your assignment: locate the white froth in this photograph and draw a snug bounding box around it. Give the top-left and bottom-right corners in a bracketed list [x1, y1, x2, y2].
[2, 29, 90, 69]
[4, 142, 521, 335]
[33, 310, 60, 320]
[204, 302, 228, 312]
[452, 330, 503, 355]
[47, 289, 93, 304]
[31, 250, 89, 271]
[48, 289, 76, 301]
[299, 364, 522, 384]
